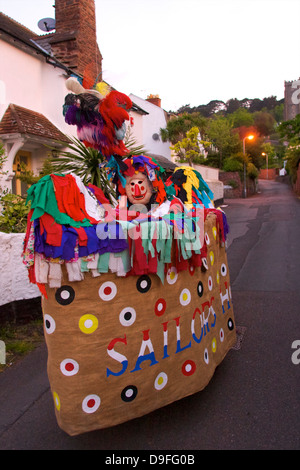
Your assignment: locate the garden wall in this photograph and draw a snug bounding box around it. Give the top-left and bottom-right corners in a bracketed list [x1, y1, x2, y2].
[0, 231, 40, 307]
[219, 171, 257, 198]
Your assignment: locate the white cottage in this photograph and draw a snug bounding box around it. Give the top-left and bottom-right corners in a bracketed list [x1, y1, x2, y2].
[0, 0, 102, 195]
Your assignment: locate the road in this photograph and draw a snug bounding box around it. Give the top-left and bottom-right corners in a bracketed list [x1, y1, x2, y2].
[0, 179, 299, 450]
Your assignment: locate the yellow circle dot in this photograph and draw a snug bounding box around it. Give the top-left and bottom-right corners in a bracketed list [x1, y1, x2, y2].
[170, 271, 175, 280]
[53, 392, 61, 411]
[212, 338, 217, 353]
[182, 293, 188, 301]
[216, 270, 220, 284]
[212, 226, 217, 239]
[157, 377, 164, 386]
[210, 251, 214, 266]
[79, 314, 98, 334]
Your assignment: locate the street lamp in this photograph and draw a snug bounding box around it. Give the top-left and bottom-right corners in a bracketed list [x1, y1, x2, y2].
[242, 134, 254, 198]
[262, 152, 268, 179]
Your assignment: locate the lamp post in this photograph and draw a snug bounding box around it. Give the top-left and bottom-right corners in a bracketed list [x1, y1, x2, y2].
[262, 152, 268, 179]
[242, 134, 254, 198]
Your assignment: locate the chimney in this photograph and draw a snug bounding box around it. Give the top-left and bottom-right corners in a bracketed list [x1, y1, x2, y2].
[50, 0, 102, 83]
[146, 94, 161, 108]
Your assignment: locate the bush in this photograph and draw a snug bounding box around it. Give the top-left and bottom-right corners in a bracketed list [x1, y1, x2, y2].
[247, 162, 259, 180]
[223, 158, 243, 172]
[227, 179, 239, 189]
[0, 193, 30, 233]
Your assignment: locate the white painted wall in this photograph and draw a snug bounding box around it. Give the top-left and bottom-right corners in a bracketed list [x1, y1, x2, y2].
[129, 94, 171, 159]
[0, 40, 74, 135]
[0, 39, 77, 192]
[0, 232, 40, 306]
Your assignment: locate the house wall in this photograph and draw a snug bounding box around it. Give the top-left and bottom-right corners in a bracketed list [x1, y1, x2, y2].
[129, 94, 171, 160]
[0, 39, 77, 192]
[0, 40, 75, 136]
[127, 110, 144, 149]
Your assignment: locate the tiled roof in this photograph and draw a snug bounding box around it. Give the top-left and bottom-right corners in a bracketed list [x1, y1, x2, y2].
[0, 104, 69, 142]
[0, 12, 41, 53]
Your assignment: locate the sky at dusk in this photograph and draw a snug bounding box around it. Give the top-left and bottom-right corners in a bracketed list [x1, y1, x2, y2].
[1, 0, 299, 111]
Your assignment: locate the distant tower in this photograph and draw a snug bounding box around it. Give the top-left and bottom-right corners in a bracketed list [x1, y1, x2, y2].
[50, 0, 102, 83]
[284, 79, 300, 121]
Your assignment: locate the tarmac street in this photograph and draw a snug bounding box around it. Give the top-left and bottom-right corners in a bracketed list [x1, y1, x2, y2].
[0, 179, 299, 450]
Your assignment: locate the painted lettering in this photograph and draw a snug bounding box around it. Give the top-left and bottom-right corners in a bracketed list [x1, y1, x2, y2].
[131, 329, 158, 372]
[106, 336, 128, 377]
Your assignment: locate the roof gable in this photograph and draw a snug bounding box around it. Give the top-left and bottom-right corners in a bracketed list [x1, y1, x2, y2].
[0, 104, 69, 142]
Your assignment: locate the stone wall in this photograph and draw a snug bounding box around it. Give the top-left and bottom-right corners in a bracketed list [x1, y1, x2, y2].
[219, 171, 257, 198]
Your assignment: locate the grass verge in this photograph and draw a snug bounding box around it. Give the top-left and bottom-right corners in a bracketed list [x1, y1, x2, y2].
[0, 319, 44, 373]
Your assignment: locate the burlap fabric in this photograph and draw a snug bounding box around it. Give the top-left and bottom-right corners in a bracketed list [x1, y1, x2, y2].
[42, 212, 236, 435]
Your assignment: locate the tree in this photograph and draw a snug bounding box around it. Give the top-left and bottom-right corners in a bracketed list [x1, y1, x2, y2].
[205, 116, 241, 167]
[160, 113, 207, 144]
[278, 114, 300, 182]
[277, 114, 300, 142]
[171, 126, 210, 166]
[253, 111, 276, 136]
[229, 107, 254, 128]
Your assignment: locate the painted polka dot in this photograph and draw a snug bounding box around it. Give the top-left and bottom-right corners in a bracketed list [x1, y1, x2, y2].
[208, 275, 213, 291]
[99, 281, 117, 301]
[202, 258, 208, 270]
[221, 263, 227, 277]
[121, 385, 138, 402]
[180, 288, 191, 306]
[82, 394, 101, 414]
[209, 251, 214, 266]
[166, 267, 178, 285]
[182, 360, 196, 376]
[44, 314, 56, 334]
[154, 372, 168, 390]
[205, 232, 210, 245]
[189, 265, 195, 276]
[60, 358, 79, 376]
[55, 285, 75, 306]
[79, 314, 98, 334]
[197, 281, 204, 297]
[212, 226, 217, 239]
[216, 270, 220, 284]
[220, 328, 224, 342]
[204, 348, 209, 364]
[53, 391, 60, 411]
[119, 307, 136, 326]
[211, 337, 217, 353]
[154, 298, 166, 316]
[227, 318, 234, 331]
[136, 275, 151, 293]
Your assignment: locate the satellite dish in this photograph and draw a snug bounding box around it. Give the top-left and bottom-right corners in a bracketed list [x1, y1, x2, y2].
[152, 133, 160, 141]
[38, 18, 56, 32]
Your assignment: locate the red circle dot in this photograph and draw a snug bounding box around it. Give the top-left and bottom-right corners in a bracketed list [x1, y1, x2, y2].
[65, 362, 74, 372]
[104, 286, 112, 295]
[87, 399, 95, 408]
[155, 298, 166, 316]
[182, 360, 196, 376]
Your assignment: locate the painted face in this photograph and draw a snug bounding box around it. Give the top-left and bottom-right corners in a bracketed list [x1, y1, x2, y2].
[125, 172, 153, 205]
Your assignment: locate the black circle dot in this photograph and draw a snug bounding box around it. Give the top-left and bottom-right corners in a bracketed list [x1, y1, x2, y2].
[55, 285, 75, 305]
[121, 385, 138, 402]
[124, 311, 132, 321]
[197, 281, 204, 297]
[136, 275, 151, 293]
